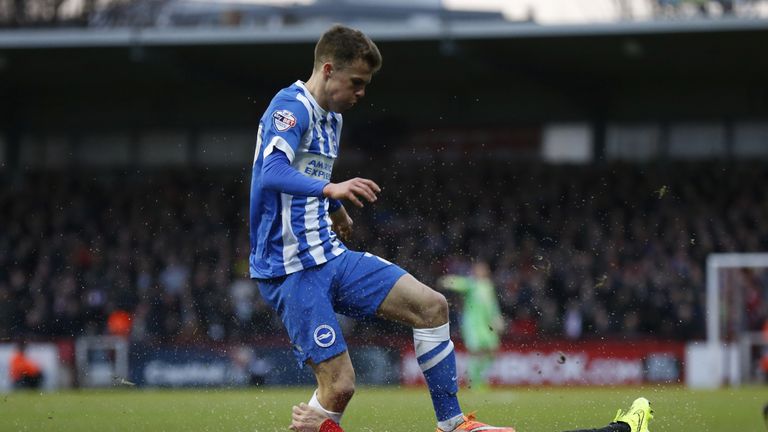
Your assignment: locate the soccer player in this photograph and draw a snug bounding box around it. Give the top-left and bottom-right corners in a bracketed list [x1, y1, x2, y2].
[249, 24, 515, 432]
[438, 261, 503, 390]
[289, 398, 654, 432]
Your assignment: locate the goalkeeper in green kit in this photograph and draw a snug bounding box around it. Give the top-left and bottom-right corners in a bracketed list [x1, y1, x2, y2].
[438, 261, 504, 390]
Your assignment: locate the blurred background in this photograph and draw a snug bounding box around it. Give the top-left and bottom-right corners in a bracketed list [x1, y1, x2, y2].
[1, 0, 768, 393]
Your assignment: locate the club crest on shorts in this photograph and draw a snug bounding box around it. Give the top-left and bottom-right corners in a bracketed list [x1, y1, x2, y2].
[273, 109, 297, 131]
[313, 324, 336, 348]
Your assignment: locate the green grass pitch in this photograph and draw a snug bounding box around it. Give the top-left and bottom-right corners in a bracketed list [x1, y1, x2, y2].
[1, 386, 764, 431]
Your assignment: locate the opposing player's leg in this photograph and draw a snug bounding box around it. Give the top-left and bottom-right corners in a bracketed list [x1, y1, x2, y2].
[611, 398, 653, 432]
[763, 402, 768, 430]
[377, 274, 516, 432]
[563, 398, 653, 432]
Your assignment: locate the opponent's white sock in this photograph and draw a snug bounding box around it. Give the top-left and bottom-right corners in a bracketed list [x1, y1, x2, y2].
[309, 389, 343, 424]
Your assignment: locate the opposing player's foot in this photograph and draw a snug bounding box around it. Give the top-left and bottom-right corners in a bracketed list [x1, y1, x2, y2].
[613, 397, 653, 432]
[762, 402, 768, 430]
[437, 412, 516, 432]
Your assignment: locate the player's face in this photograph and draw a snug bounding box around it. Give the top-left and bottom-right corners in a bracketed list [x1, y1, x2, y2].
[325, 59, 373, 112]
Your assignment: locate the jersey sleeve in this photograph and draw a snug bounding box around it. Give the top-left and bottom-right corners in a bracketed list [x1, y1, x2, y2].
[262, 149, 328, 197]
[328, 198, 343, 213]
[262, 96, 311, 164]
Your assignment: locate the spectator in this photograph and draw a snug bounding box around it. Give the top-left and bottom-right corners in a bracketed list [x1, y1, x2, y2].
[1, 161, 766, 344]
[9, 341, 44, 389]
[107, 308, 132, 337]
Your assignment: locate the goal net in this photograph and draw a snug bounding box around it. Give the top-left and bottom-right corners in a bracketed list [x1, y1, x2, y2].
[706, 253, 768, 386]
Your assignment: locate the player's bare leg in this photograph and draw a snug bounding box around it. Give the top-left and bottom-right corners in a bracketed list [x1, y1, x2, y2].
[307, 351, 356, 423]
[377, 274, 449, 328]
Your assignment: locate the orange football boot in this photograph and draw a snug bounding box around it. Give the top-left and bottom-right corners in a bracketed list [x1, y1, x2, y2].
[437, 412, 516, 432]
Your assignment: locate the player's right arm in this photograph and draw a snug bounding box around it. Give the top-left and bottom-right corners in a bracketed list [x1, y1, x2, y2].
[260, 97, 380, 207]
[263, 152, 381, 208]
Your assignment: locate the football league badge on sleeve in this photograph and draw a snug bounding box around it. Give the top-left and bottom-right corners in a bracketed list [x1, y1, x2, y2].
[273, 110, 297, 131]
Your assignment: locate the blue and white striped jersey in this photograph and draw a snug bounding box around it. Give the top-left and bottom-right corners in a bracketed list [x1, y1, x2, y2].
[249, 81, 347, 279]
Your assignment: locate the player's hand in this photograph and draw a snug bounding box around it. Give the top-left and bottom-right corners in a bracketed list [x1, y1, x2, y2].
[330, 206, 354, 241]
[323, 177, 380, 208]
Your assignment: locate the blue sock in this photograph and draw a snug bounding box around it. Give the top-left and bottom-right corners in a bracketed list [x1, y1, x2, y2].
[414, 324, 463, 427]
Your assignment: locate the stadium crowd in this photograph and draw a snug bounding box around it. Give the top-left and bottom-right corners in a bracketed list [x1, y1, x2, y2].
[1, 159, 767, 345]
[650, 0, 768, 18]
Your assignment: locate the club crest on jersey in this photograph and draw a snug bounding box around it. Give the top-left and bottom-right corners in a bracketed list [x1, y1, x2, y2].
[273, 109, 297, 131]
[313, 324, 336, 348]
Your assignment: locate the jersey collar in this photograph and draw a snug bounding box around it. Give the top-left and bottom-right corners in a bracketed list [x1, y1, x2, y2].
[295, 81, 328, 116]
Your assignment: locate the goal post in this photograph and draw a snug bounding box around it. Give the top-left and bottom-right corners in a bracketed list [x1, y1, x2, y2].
[704, 253, 768, 386]
[75, 336, 129, 388]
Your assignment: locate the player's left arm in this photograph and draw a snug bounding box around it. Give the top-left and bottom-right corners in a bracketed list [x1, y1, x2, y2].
[329, 204, 354, 241]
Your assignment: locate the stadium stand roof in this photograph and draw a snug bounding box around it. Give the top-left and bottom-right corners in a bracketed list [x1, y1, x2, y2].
[1, 16, 768, 48]
[1, 9, 767, 153]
